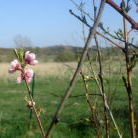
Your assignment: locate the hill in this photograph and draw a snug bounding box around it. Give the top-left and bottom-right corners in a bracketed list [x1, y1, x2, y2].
[0, 45, 121, 62]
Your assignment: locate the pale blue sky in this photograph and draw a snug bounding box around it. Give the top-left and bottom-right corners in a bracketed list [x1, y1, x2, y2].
[0, 0, 137, 48]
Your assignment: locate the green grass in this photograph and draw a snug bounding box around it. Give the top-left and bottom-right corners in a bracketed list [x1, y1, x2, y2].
[0, 75, 138, 138]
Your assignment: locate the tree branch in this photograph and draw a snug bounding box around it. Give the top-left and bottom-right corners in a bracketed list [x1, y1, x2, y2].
[70, 0, 138, 49]
[45, 1, 106, 137]
[69, 10, 124, 51]
[106, 0, 138, 30]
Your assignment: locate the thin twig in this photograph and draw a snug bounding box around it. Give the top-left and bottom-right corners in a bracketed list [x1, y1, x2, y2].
[50, 92, 102, 98]
[24, 77, 45, 138]
[93, 2, 109, 137]
[94, 37, 109, 138]
[70, 0, 93, 21]
[80, 70, 101, 138]
[69, 10, 124, 51]
[122, 1, 136, 137]
[87, 54, 122, 138]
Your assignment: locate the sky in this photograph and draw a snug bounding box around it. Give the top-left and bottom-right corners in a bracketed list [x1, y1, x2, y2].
[0, 0, 137, 48]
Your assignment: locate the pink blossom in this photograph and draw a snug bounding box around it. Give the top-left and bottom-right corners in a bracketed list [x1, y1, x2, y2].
[17, 76, 22, 83]
[24, 69, 34, 83]
[25, 51, 38, 65]
[17, 69, 34, 83]
[8, 59, 21, 73]
[9, 50, 37, 84]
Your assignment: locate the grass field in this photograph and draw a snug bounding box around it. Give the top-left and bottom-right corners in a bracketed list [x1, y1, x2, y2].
[0, 62, 138, 138]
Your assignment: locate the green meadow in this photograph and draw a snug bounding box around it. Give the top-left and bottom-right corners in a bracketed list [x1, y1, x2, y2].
[0, 62, 138, 138]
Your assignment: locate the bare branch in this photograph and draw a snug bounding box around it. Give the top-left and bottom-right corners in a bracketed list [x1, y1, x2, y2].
[70, 0, 93, 21]
[50, 92, 102, 98]
[69, 10, 124, 51]
[45, 1, 106, 137]
[106, 0, 138, 30]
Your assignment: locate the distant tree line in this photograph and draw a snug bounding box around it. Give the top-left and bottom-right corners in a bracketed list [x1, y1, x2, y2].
[0, 45, 125, 63]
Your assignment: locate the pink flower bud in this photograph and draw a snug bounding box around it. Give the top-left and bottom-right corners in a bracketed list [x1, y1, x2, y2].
[25, 51, 38, 65]
[24, 69, 34, 83]
[16, 69, 34, 83]
[30, 60, 38, 65]
[8, 59, 21, 73]
[17, 76, 22, 83]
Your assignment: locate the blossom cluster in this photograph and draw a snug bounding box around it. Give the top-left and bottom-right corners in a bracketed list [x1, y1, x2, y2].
[8, 50, 38, 83]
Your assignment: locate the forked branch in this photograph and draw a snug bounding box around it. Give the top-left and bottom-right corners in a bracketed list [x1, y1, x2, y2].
[106, 0, 138, 30]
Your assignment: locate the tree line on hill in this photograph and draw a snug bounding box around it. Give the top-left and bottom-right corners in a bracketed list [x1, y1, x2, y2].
[0, 45, 123, 62]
